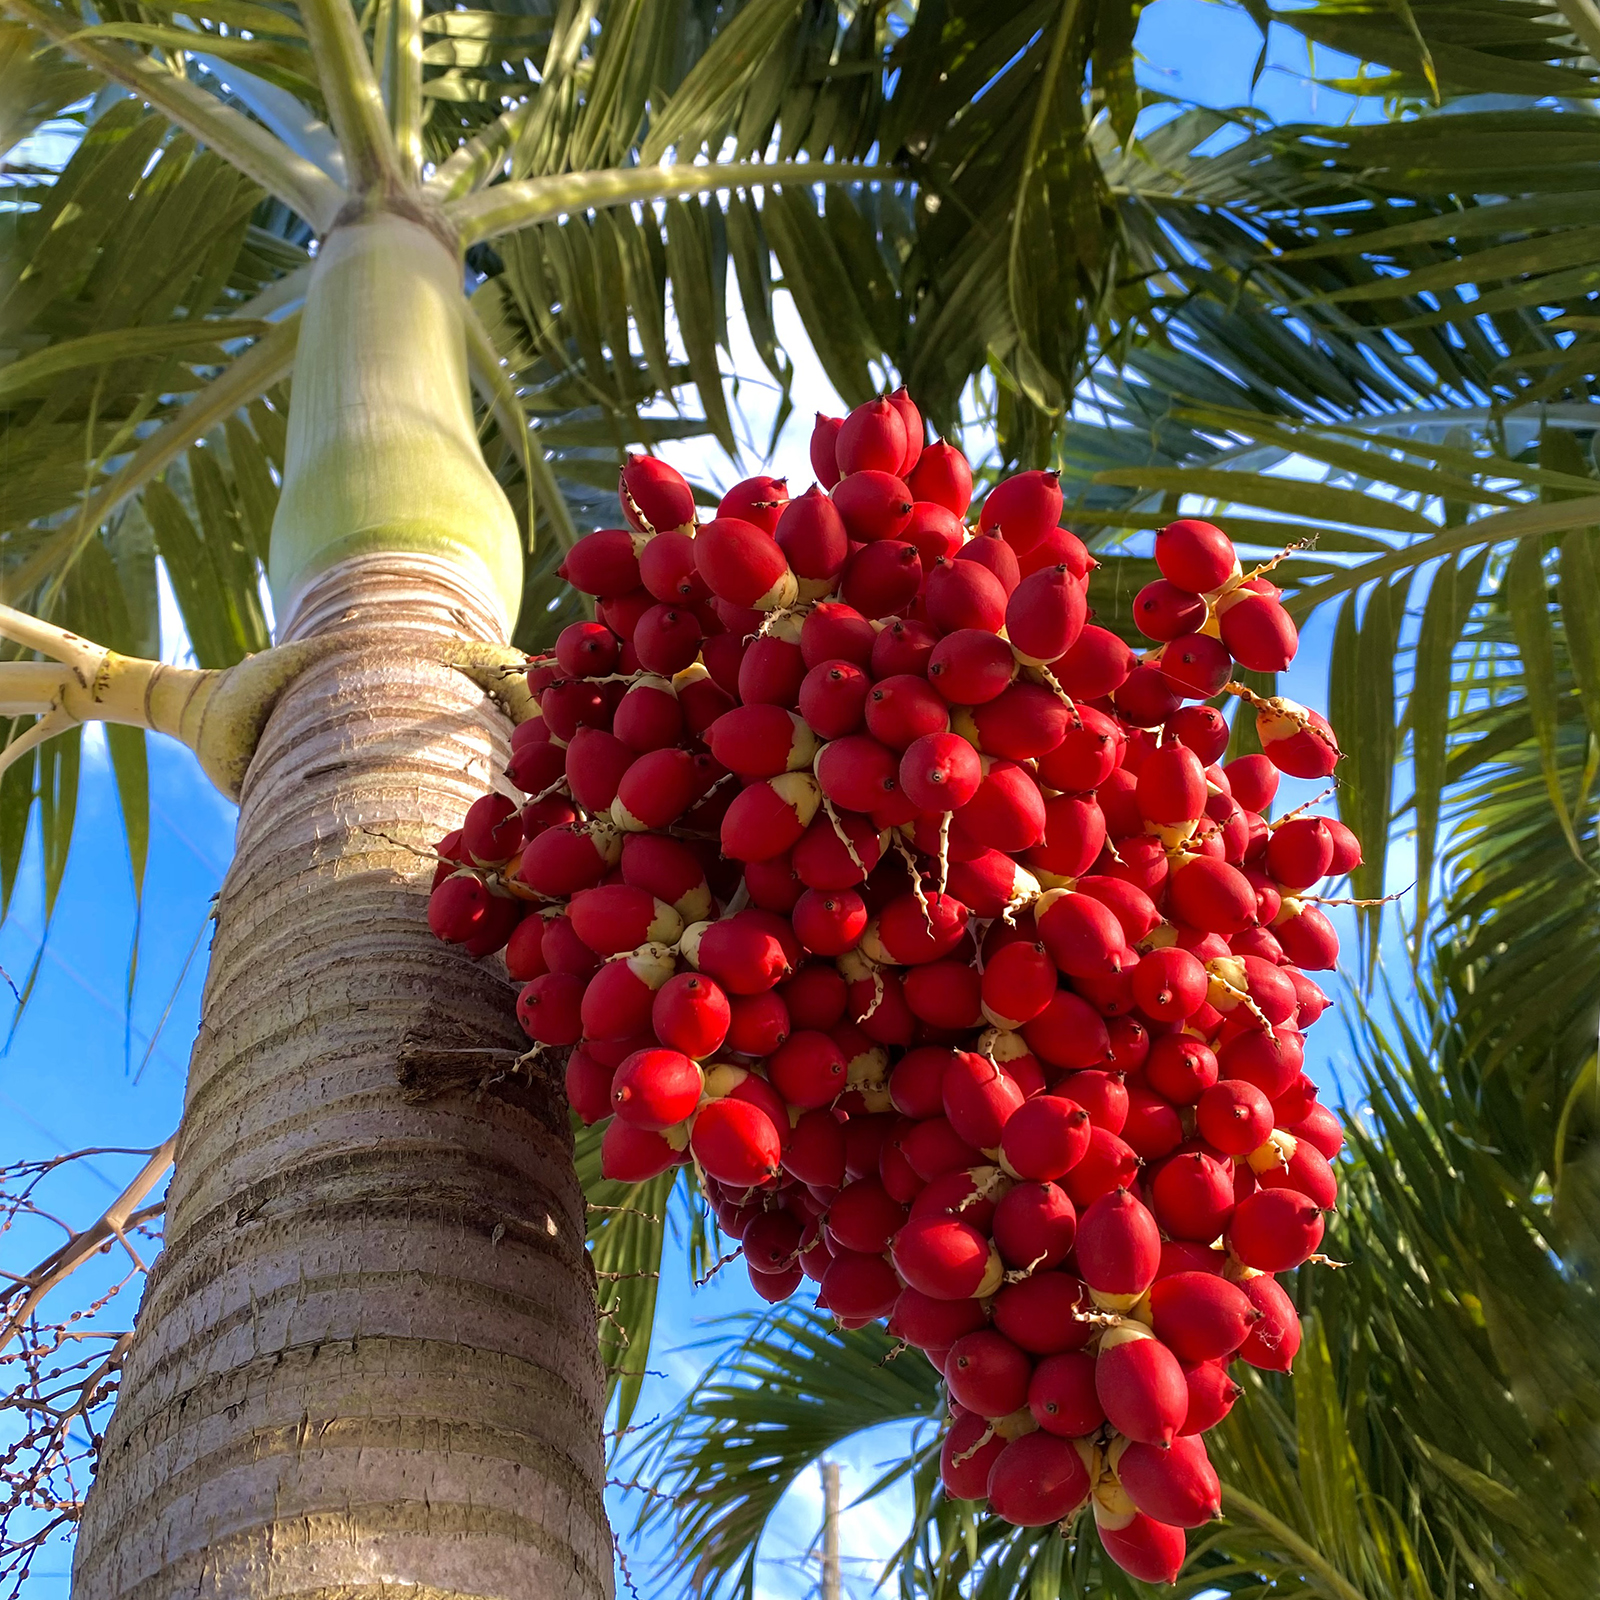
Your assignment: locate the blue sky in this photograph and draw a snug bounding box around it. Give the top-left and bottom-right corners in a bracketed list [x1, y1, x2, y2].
[0, 3, 1396, 1593]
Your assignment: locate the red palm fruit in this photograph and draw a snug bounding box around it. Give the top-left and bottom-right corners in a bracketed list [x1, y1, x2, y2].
[428, 872, 491, 944]
[957, 528, 1021, 594]
[851, 969, 915, 1046]
[1257, 698, 1340, 779]
[836, 396, 908, 476]
[902, 501, 966, 562]
[993, 1272, 1094, 1354]
[870, 889, 966, 960]
[1152, 1150, 1237, 1242]
[1020, 524, 1094, 580]
[946, 1330, 1032, 1417]
[610, 677, 681, 754]
[1122, 1085, 1184, 1160]
[978, 469, 1064, 556]
[1323, 816, 1362, 875]
[1155, 518, 1235, 592]
[1095, 1510, 1187, 1584]
[939, 1410, 1005, 1500]
[611, 1048, 703, 1129]
[1056, 624, 1134, 699]
[1218, 1027, 1303, 1100]
[737, 635, 805, 708]
[792, 812, 883, 891]
[1161, 1241, 1226, 1278]
[783, 1107, 847, 1187]
[904, 961, 984, 1029]
[1220, 590, 1298, 672]
[691, 1095, 782, 1186]
[1140, 1038, 1217, 1113]
[1274, 901, 1339, 970]
[1059, 1071, 1129, 1135]
[597, 588, 656, 641]
[1288, 1103, 1344, 1162]
[872, 616, 940, 678]
[924, 557, 1008, 634]
[555, 620, 621, 678]
[560, 526, 642, 595]
[999, 1049, 1047, 1099]
[1237, 1272, 1303, 1371]
[580, 951, 676, 1041]
[798, 659, 871, 740]
[620, 453, 694, 534]
[907, 438, 973, 515]
[911, 1168, 999, 1231]
[1168, 856, 1258, 934]
[1023, 990, 1112, 1073]
[1267, 816, 1334, 888]
[901, 1116, 982, 1183]
[969, 682, 1072, 760]
[1097, 767, 1143, 834]
[841, 1111, 892, 1181]
[564, 1045, 614, 1124]
[631, 603, 701, 675]
[799, 601, 874, 670]
[507, 733, 565, 796]
[742, 1209, 802, 1275]
[955, 760, 1047, 852]
[1113, 663, 1182, 728]
[505, 911, 552, 982]
[725, 990, 792, 1055]
[1006, 565, 1087, 665]
[1099, 833, 1170, 896]
[559, 729, 630, 814]
[781, 963, 850, 1030]
[832, 469, 914, 542]
[462, 793, 523, 864]
[652, 972, 731, 1059]
[826, 1178, 907, 1254]
[899, 730, 983, 811]
[942, 1051, 1025, 1149]
[890, 1287, 987, 1351]
[1181, 1358, 1241, 1433]
[766, 1030, 848, 1108]
[570, 884, 683, 956]
[700, 631, 748, 698]
[612, 748, 698, 832]
[1132, 947, 1208, 1023]
[1136, 743, 1207, 829]
[600, 1118, 681, 1182]
[620, 833, 711, 922]
[708, 705, 816, 779]
[1166, 704, 1230, 765]
[887, 387, 924, 474]
[892, 1213, 997, 1299]
[693, 517, 797, 610]
[685, 909, 797, 994]
[1037, 705, 1122, 791]
[1107, 1015, 1151, 1074]
[1259, 1137, 1338, 1211]
[680, 671, 738, 738]
[943, 849, 1036, 919]
[988, 1433, 1092, 1527]
[1229, 1187, 1324, 1271]
[1159, 633, 1233, 700]
[928, 629, 1017, 704]
[883, 1046, 951, 1119]
[721, 774, 822, 863]
[1096, 1325, 1188, 1445]
[713, 476, 786, 535]
[1076, 1188, 1161, 1297]
[1149, 1272, 1258, 1362]
[866, 674, 950, 750]
[1024, 794, 1109, 880]
[1272, 1073, 1320, 1127]
[1029, 1350, 1104, 1437]
[1117, 1434, 1221, 1528]
[810, 413, 844, 488]
[981, 942, 1057, 1029]
[637, 528, 706, 604]
[792, 888, 868, 956]
[541, 915, 601, 978]
[820, 1249, 901, 1319]
[774, 485, 849, 586]
[1037, 890, 1129, 980]
[815, 735, 898, 814]
[518, 824, 618, 897]
[993, 1180, 1077, 1268]
[1134, 579, 1206, 642]
[1223, 752, 1278, 814]
[516, 971, 586, 1044]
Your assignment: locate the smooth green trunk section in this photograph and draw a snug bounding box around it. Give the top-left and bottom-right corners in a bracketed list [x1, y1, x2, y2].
[268, 211, 523, 629]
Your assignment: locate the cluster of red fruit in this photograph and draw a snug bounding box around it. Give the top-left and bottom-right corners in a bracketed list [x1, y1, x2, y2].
[427, 390, 1352, 1585]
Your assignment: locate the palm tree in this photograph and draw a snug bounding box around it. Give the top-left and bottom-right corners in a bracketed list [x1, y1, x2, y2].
[0, 2, 1176, 1592]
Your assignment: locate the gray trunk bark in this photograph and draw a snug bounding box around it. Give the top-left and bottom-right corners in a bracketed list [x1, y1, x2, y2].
[73, 556, 611, 1599]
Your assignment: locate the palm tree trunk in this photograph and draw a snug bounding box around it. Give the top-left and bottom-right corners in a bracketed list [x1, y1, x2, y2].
[72, 211, 613, 1598]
